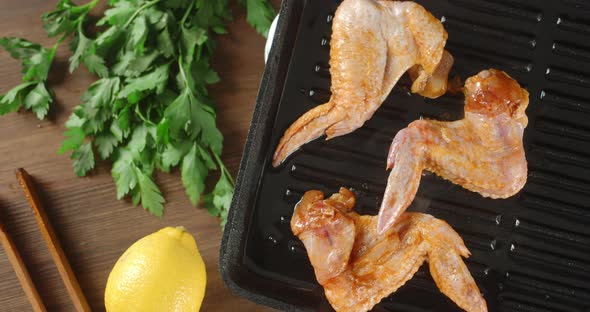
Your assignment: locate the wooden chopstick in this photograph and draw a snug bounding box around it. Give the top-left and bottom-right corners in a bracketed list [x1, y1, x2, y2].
[15, 168, 91, 312]
[0, 216, 47, 312]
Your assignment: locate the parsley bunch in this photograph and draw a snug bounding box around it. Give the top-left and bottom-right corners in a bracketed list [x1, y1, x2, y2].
[0, 0, 275, 226]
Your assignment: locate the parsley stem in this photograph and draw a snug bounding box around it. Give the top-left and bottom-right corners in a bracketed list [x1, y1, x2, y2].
[178, 57, 190, 88]
[212, 151, 235, 185]
[122, 0, 161, 28]
[56, 35, 67, 46]
[180, 0, 196, 26]
[81, 0, 100, 10]
[135, 105, 156, 126]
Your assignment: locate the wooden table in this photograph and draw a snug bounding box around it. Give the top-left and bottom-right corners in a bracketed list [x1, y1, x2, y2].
[0, 1, 278, 311]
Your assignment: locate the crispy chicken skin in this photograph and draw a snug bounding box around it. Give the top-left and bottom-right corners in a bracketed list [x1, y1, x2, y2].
[292, 188, 487, 312]
[378, 69, 529, 233]
[272, 0, 453, 167]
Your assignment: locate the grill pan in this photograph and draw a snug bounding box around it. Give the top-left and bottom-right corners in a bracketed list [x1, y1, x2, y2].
[220, 0, 590, 310]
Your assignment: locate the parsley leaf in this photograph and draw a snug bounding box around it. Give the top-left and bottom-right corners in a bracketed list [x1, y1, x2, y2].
[0, 81, 53, 119]
[69, 28, 91, 73]
[0, 37, 56, 82]
[157, 27, 175, 58]
[23, 82, 53, 119]
[99, 0, 136, 26]
[0, 38, 44, 59]
[69, 26, 109, 78]
[0, 82, 36, 116]
[205, 174, 233, 228]
[239, 0, 276, 37]
[71, 142, 95, 177]
[23, 47, 57, 82]
[84, 54, 110, 78]
[111, 105, 132, 141]
[118, 64, 169, 101]
[79, 78, 120, 134]
[128, 124, 149, 158]
[95, 132, 119, 159]
[82, 78, 120, 114]
[114, 50, 160, 78]
[59, 126, 86, 154]
[180, 24, 208, 64]
[135, 166, 164, 216]
[156, 118, 170, 146]
[0, 35, 55, 119]
[160, 142, 188, 172]
[204, 153, 235, 229]
[181, 143, 209, 206]
[128, 15, 148, 55]
[112, 148, 137, 199]
[42, 0, 97, 38]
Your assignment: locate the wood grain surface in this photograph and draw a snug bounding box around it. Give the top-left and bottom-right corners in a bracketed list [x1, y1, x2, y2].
[0, 1, 279, 311]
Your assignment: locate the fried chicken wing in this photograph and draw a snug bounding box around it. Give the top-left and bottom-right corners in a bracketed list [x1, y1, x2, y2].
[292, 188, 487, 312]
[378, 69, 529, 233]
[272, 0, 453, 167]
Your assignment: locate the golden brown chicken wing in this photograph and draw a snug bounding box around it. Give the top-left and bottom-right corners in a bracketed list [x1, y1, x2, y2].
[378, 69, 529, 233]
[272, 0, 453, 167]
[292, 188, 487, 312]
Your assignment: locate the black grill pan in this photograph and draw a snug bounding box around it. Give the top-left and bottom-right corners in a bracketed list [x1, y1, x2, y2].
[220, 0, 590, 311]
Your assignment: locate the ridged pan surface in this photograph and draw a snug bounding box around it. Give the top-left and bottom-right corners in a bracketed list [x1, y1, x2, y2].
[222, 0, 590, 311]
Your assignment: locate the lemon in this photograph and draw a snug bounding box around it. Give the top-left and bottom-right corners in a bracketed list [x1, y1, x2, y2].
[105, 227, 206, 312]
